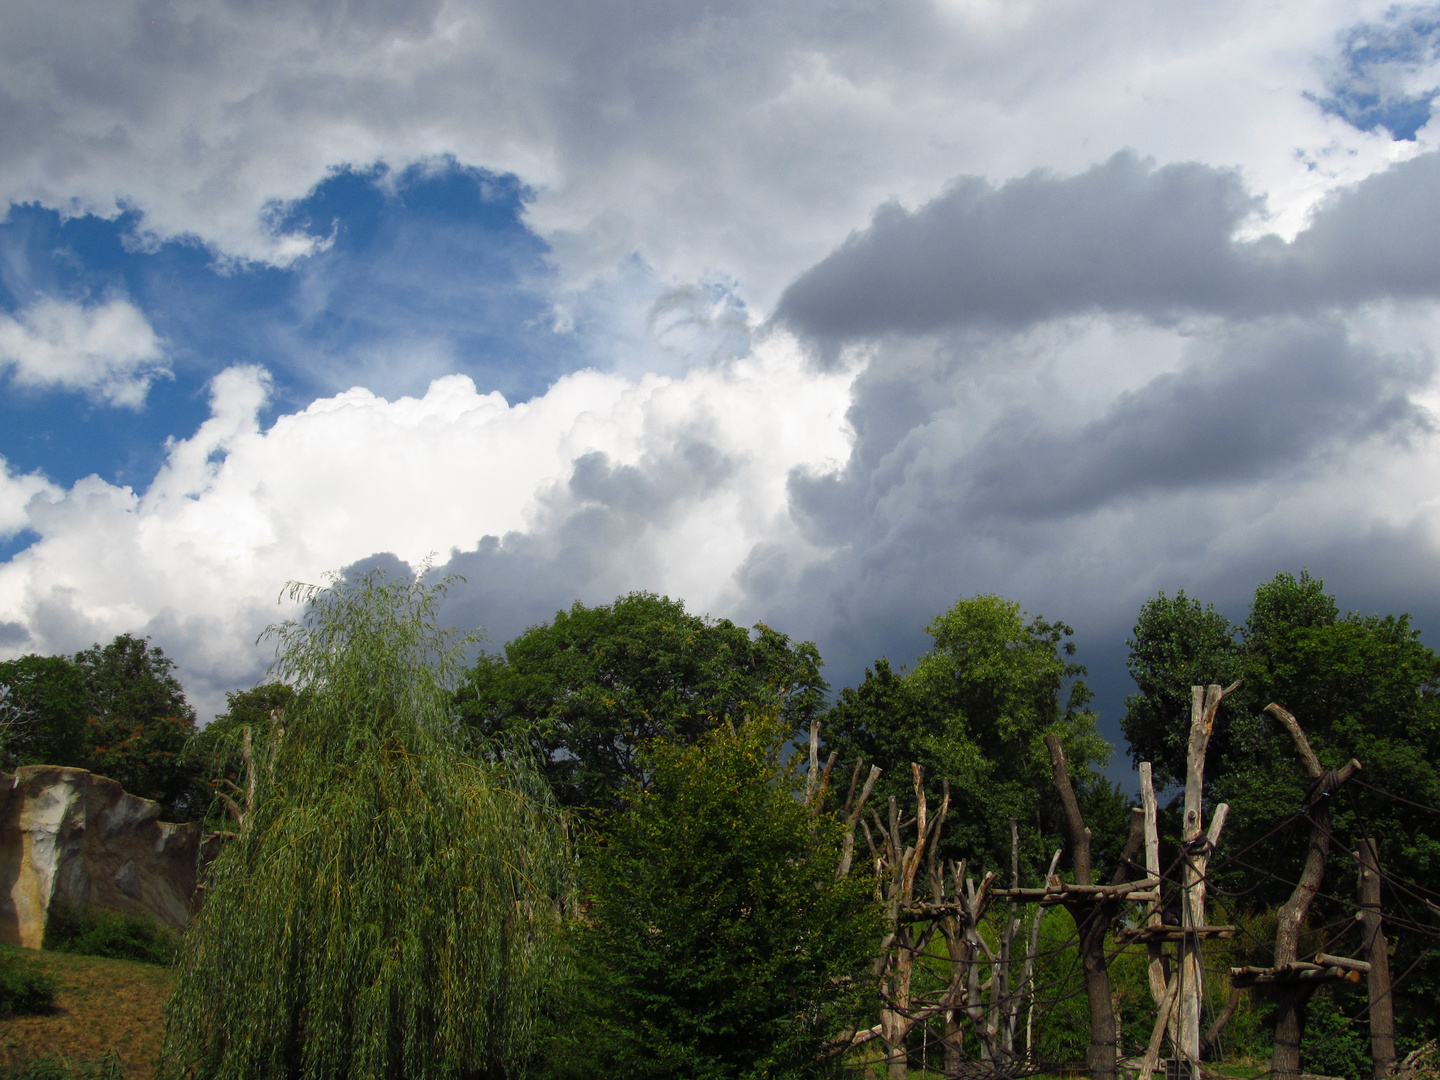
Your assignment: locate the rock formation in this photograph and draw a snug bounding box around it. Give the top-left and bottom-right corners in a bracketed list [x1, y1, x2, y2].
[0, 766, 210, 948]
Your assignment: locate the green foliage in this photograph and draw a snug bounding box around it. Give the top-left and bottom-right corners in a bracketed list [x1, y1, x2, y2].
[0, 655, 90, 773]
[455, 591, 828, 810]
[0, 949, 58, 1017]
[42, 902, 178, 966]
[1120, 590, 1245, 786]
[74, 634, 197, 817]
[822, 594, 1115, 875]
[1301, 993, 1369, 1080]
[159, 569, 573, 1080]
[558, 716, 880, 1080]
[183, 682, 295, 826]
[1123, 569, 1440, 1047]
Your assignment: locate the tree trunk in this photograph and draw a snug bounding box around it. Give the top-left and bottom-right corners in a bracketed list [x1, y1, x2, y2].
[1265, 704, 1361, 1080]
[1045, 734, 1117, 1080]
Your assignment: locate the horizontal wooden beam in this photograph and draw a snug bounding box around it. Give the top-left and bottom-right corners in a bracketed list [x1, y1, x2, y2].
[1117, 925, 1237, 944]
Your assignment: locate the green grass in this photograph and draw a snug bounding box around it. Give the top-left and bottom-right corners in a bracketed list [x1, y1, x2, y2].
[0, 1055, 123, 1079]
[0, 946, 173, 1079]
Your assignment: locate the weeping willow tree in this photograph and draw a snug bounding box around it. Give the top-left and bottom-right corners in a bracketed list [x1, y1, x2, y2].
[159, 570, 573, 1080]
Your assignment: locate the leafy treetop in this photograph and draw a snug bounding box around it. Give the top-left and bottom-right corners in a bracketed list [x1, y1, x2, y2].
[453, 591, 827, 809]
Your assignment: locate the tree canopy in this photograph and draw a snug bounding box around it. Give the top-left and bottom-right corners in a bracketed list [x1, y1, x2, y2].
[0, 633, 198, 816]
[454, 591, 827, 809]
[822, 594, 1119, 877]
[1122, 570, 1440, 1045]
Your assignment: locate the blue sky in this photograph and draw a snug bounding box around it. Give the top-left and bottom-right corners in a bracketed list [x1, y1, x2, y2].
[3, 0, 1440, 771]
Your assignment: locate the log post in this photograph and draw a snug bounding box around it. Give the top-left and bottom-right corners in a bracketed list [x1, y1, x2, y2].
[1178, 682, 1239, 1079]
[1357, 838, 1395, 1078]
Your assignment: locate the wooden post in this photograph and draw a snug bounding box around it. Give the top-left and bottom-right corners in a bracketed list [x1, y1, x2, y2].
[1357, 838, 1395, 1078]
[1178, 682, 1238, 1079]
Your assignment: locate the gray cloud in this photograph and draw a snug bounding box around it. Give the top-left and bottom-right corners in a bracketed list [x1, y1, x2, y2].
[775, 151, 1440, 343]
[963, 320, 1432, 518]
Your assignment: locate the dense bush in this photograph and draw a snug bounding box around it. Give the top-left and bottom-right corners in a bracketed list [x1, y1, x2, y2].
[42, 903, 178, 966]
[0, 949, 58, 1017]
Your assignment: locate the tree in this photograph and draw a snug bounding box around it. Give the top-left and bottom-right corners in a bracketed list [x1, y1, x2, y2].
[822, 594, 1117, 877]
[0, 654, 90, 770]
[1120, 590, 1245, 786]
[159, 570, 572, 1080]
[1121, 570, 1440, 1047]
[559, 715, 879, 1080]
[454, 592, 828, 809]
[184, 682, 296, 827]
[74, 633, 198, 816]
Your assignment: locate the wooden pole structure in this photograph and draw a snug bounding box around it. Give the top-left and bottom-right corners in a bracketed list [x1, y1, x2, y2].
[1357, 838, 1395, 1078]
[1178, 682, 1238, 1079]
[1265, 703, 1362, 1080]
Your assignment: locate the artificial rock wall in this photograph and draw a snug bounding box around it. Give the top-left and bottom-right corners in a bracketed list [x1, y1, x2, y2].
[0, 766, 209, 948]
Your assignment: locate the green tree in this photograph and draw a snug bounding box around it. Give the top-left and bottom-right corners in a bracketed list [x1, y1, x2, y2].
[1119, 590, 1245, 786]
[822, 595, 1116, 878]
[159, 570, 572, 1080]
[1122, 570, 1440, 1045]
[455, 592, 827, 809]
[560, 715, 879, 1080]
[183, 682, 296, 826]
[74, 633, 198, 815]
[0, 654, 90, 770]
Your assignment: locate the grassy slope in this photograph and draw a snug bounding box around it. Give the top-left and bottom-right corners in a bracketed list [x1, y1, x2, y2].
[0, 947, 171, 1078]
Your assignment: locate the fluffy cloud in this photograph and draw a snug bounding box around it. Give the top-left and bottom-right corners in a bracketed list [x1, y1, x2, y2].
[0, 299, 167, 406]
[0, 338, 854, 717]
[0, 0, 1424, 304]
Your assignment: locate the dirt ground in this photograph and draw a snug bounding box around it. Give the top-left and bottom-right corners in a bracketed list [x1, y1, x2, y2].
[0, 947, 172, 1078]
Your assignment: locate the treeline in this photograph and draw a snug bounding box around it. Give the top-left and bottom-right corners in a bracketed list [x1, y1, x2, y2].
[1, 569, 1436, 1077]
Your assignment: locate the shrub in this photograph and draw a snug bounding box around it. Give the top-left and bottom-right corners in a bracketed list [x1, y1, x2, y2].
[1302, 993, 1370, 1080]
[42, 903, 178, 966]
[0, 950, 58, 1017]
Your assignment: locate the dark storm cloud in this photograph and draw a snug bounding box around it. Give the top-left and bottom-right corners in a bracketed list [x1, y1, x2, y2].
[964, 320, 1432, 518]
[774, 151, 1440, 342]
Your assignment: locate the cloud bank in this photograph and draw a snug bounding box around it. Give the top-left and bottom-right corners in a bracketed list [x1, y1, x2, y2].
[0, 339, 854, 716]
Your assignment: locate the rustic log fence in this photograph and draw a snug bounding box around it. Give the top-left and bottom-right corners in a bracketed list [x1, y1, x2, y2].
[813, 685, 1440, 1080]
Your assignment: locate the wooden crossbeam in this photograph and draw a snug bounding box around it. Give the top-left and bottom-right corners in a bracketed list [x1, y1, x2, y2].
[1230, 963, 1364, 987]
[1116, 925, 1238, 944]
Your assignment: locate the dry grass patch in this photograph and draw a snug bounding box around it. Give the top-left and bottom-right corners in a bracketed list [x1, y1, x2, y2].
[0, 947, 171, 1079]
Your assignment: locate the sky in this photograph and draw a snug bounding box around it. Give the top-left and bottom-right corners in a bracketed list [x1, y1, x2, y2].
[4, 0, 1440, 773]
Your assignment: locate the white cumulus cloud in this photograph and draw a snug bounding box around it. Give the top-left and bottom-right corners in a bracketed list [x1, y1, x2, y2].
[0, 298, 168, 407]
[0, 335, 855, 718]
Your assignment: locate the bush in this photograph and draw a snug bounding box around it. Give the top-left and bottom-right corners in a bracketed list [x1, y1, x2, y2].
[1302, 994, 1370, 1080]
[42, 902, 178, 966]
[0, 950, 58, 1017]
